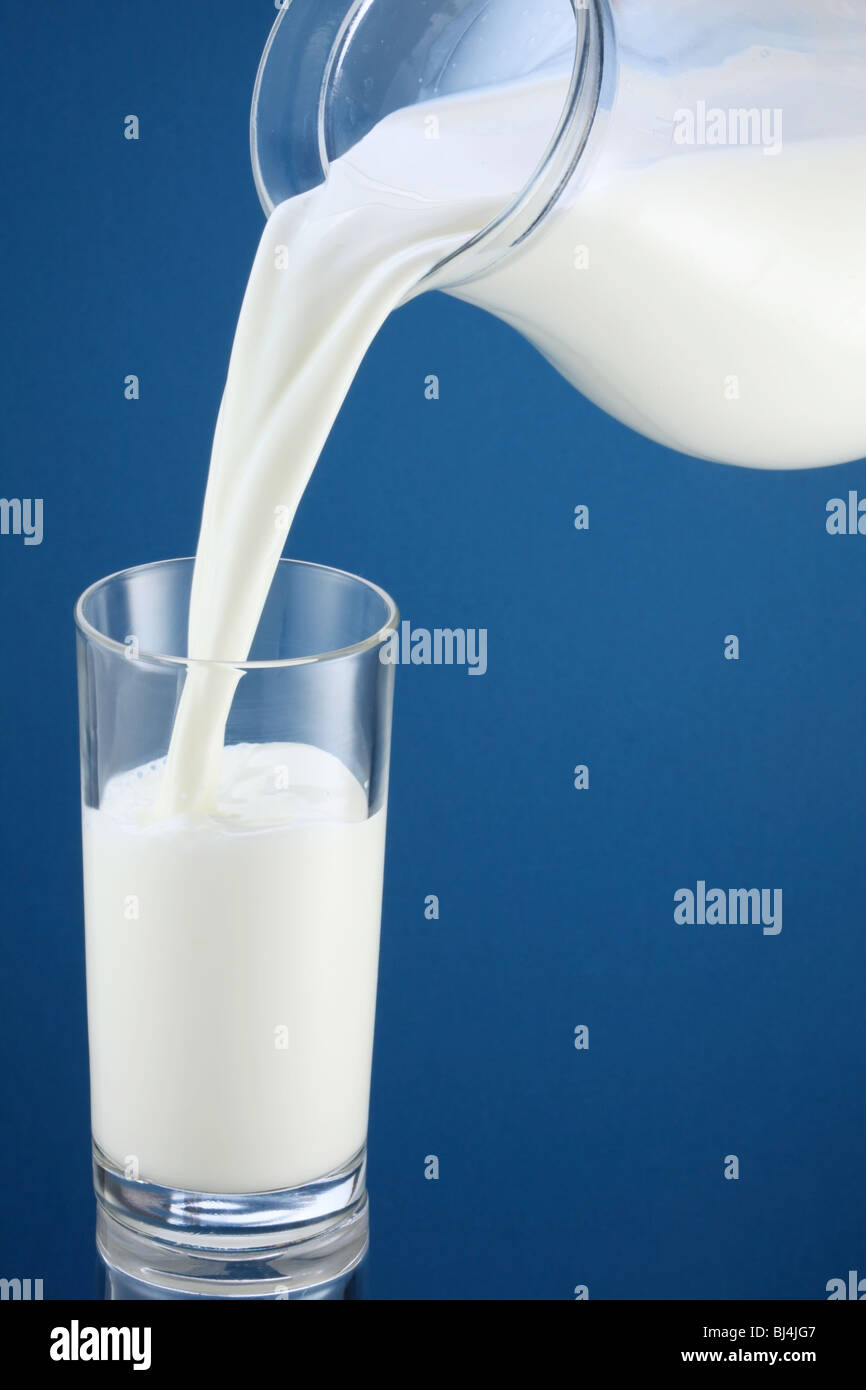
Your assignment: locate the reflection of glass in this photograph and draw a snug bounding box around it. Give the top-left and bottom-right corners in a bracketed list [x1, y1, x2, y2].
[76, 558, 398, 1296]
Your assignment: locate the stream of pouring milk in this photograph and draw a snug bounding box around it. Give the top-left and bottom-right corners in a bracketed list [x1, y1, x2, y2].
[84, 55, 866, 1191]
[156, 72, 571, 817]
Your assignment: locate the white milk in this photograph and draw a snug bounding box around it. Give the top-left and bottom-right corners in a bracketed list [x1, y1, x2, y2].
[84, 743, 386, 1193]
[86, 59, 866, 1194]
[461, 135, 866, 469]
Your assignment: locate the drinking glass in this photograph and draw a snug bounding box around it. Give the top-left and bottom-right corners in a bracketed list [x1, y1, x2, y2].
[75, 557, 398, 1297]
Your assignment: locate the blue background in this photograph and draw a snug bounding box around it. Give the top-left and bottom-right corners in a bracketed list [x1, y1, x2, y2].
[1, 0, 864, 1300]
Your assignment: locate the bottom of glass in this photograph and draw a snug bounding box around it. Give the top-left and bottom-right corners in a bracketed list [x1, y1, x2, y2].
[93, 1142, 369, 1299]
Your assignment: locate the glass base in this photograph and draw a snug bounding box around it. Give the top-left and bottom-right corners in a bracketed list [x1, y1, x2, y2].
[93, 1143, 368, 1299]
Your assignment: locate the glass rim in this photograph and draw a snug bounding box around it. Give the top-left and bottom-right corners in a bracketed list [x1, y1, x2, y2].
[74, 556, 401, 670]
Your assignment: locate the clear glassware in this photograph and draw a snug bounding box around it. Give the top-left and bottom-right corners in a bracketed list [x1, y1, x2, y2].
[251, 1, 866, 467]
[98, 1247, 368, 1300]
[75, 558, 398, 1297]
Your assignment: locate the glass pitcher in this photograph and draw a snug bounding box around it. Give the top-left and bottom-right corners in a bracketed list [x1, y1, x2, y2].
[252, 1, 866, 469]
